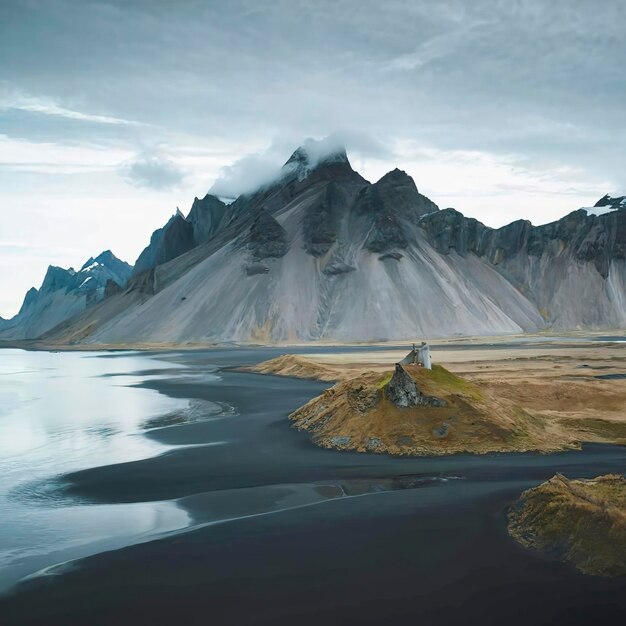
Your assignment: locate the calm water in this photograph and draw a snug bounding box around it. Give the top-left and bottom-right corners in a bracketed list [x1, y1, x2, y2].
[0, 349, 194, 591]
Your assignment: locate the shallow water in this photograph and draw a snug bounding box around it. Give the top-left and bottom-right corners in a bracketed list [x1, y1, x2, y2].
[0, 349, 194, 591]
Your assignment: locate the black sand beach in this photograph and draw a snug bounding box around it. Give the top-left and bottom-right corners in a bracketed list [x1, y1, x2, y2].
[1, 347, 625, 625]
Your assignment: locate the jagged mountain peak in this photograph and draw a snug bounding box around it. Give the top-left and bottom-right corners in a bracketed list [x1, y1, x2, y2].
[284, 139, 349, 169]
[80, 257, 96, 271]
[281, 139, 354, 184]
[594, 194, 626, 208]
[374, 168, 420, 193]
[80, 250, 132, 274]
[18, 287, 39, 314]
[191, 193, 225, 207]
[377, 167, 412, 183]
[581, 194, 626, 217]
[93, 249, 124, 265]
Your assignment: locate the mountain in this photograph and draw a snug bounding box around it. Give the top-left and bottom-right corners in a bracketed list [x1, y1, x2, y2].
[0, 251, 132, 340]
[5, 140, 625, 345]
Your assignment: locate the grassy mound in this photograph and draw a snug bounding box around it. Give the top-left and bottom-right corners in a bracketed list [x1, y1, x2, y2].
[508, 474, 626, 577]
[242, 354, 341, 382]
[289, 364, 562, 456]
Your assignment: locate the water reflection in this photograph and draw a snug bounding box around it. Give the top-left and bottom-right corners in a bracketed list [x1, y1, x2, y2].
[0, 349, 193, 592]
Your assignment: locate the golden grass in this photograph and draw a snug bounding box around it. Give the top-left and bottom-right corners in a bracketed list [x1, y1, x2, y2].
[289, 364, 571, 456]
[249, 342, 626, 457]
[508, 474, 626, 577]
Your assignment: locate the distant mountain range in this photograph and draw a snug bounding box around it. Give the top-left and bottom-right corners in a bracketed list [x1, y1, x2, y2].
[1, 141, 624, 344]
[0, 251, 132, 340]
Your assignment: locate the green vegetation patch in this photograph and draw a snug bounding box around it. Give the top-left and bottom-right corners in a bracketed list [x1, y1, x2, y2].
[422, 365, 483, 400]
[376, 372, 393, 389]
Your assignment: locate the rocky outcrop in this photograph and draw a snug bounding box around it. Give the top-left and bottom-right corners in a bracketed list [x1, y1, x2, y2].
[371, 168, 439, 221]
[386, 364, 445, 408]
[245, 209, 288, 260]
[417, 203, 626, 328]
[104, 279, 123, 298]
[364, 214, 408, 253]
[379, 252, 403, 261]
[133, 210, 195, 276]
[245, 263, 270, 276]
[302, 182, 342, 257]
[187, 194, 227, 245]
[595, 194, 626, 209]
[419, 206, 626, 279]
[357, 168, 439, 253]
[508, 474, 626, 577]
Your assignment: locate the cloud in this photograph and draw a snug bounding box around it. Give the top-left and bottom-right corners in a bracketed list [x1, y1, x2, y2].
[122, 149, 185, 190]
[3, 97, 141, 126]
[0, 86, 143, 125]
[0, 133, 131, 174]
[384, 20, 488, 72]
[210, 131, 391, 198]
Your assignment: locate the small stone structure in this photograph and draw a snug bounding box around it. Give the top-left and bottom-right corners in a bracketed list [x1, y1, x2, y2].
[399, 341, 432, 370]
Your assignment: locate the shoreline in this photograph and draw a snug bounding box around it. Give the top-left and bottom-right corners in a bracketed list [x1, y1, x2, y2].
[0, 328, 624, 353]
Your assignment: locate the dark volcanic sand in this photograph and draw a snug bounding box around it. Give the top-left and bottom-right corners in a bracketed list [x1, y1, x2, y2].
[1, 347, 625, 625]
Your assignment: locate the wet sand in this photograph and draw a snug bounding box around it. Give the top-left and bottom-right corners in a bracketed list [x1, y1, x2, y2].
[1, 343, 625, 625]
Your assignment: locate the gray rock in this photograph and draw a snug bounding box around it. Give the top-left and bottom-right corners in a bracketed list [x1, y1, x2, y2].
[364, 214, 408, 253]
[330, 436, 352, 447]
[379, 252, 403, 261]
[104, 279, 123, 298]
[419, 202, 625, 280]
[187, 194, 227, 245]
[302, 182, 342, 257]
[323, 260, 356, 275]
[245, 209, 289, 261]
[365, 437, 384, 450]
[133, 211, 195, 275]
[595, 194, 626, 208]
[432, 422, 450, 438]
[386, 364, 445, 408]
[386, 364, 421, 407]
[245, 263, 270, 276]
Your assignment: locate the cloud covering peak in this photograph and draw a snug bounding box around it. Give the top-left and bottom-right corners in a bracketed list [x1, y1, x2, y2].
[210, 131, 387, 198]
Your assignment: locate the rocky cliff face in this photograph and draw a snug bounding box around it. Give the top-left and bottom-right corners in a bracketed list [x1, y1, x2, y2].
[187, 194, 228, 245]
[133, 210, 195, 275]
[419, 205, 626, 328]
[0, 250, 132, 340]
[10, 140, 626, 344]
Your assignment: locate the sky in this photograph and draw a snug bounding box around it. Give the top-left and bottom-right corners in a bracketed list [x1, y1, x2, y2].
[1, 0, 625, 317]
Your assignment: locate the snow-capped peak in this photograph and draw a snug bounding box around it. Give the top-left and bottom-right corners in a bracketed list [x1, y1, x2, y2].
[582, 194, 626, 216]
[80, 260, 101, 273]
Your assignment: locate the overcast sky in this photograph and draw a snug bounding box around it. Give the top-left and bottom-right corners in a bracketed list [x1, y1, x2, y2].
[1, 0, 625, 317]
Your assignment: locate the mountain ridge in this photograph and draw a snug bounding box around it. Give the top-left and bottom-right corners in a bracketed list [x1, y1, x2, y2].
[2, 140, 624, 344]
[0, 250, 132, 340]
